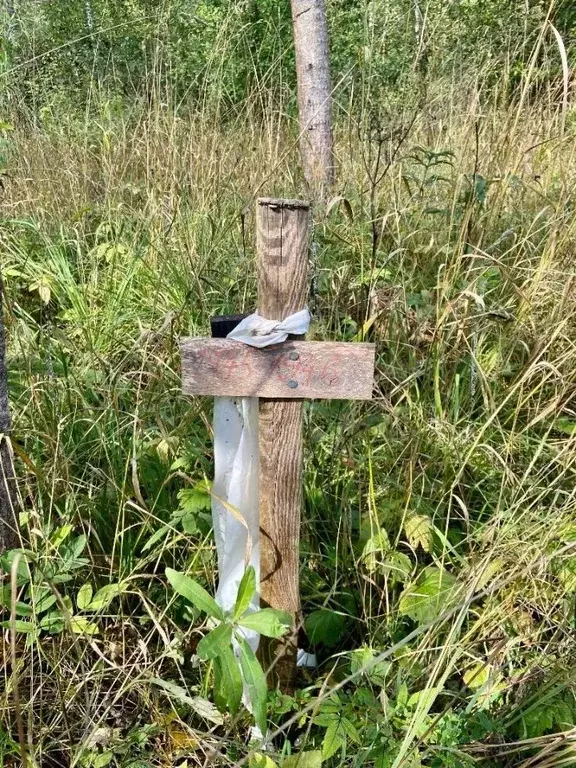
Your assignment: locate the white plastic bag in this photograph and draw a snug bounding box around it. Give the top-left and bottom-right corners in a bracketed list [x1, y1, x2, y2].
[227, 308, 311, 348]
[212, 396, 260, 648]
[211, 308, 314, 662]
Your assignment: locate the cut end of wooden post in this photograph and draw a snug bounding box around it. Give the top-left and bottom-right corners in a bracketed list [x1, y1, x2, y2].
[257, 197, 310, 210]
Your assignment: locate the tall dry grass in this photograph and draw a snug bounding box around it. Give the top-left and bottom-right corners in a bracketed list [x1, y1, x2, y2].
[0, 49, 576, 766]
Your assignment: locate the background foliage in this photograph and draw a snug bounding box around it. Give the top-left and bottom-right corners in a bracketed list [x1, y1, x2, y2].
[1, 1, 576, 767]
[2, 0, 576, 111]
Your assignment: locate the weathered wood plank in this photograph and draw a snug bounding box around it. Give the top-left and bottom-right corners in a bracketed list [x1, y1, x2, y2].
[257, 197, 309, 693]
[180, 338, 375, 400]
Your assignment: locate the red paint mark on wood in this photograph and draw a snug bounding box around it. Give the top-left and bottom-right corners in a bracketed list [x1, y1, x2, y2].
[180, 338, 375, 400]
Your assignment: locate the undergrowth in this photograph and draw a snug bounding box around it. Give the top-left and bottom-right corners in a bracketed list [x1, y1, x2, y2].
[1, 37, 576, 768]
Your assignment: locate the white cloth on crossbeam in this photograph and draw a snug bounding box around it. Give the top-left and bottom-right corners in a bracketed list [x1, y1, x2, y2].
[226, 308, 311, 348]
[211, 308, 311, 655]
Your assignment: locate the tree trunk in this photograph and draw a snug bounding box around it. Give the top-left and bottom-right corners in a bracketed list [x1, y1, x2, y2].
[0, 273, 19, 554]
[84, 0, 94, 34]
[290, 0, 334, 193]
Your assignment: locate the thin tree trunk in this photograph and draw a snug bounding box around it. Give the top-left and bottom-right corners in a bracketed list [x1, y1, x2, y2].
[413, 0, 422, 40]
[0, 273, 19, 554]
[290, 0, 334, 193]
[84, 0, 94, 34]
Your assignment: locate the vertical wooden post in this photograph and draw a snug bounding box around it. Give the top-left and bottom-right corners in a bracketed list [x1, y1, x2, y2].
[257, 197, 309, 692]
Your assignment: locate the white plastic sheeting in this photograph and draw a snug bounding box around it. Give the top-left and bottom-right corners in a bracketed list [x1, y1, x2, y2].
[211, 309, 311, 653]
[212, 396, 260, 647]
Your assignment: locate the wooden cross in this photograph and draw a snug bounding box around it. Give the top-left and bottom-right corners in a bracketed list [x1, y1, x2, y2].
[180, 198, 375, 691]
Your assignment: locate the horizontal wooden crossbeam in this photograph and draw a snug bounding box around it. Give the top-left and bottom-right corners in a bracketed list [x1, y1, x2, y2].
[180, 338, 375, 400]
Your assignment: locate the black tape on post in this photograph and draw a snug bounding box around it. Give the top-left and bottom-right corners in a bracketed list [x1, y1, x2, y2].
[210, 314, 248, 339]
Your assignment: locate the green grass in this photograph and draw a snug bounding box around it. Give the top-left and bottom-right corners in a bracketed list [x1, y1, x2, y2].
[1, 66, 576, 767]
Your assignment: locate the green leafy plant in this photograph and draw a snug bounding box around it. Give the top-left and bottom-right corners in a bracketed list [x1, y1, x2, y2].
[166, 565, 290, 733]
[142, 482, 211, 552]
[0, 526, 127, 642]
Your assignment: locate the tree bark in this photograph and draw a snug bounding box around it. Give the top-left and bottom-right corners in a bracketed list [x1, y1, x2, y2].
[0, 273, 19, 554]
[290, 0, 334, 194]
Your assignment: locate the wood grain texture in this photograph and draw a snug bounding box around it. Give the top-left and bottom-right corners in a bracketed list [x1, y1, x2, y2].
[257, 198, 309, 693]
[257, 198, 310, 320]
[258, 398, 302, 687]
[180, 339, 375, 400]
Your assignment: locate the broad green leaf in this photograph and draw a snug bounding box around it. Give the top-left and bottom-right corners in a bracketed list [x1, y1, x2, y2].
[238, 608, 291, 638]
[70, 616, 99, 635]
[50, 574, 73, 585]
[174, 486, 211, 535]
[361, 528, 390, 574]
[250, 753, 278, 768]
[238, 637, 268, 734]
[141, 524, 171, 553]
[166, 569, 223, 621]
[177, 488, 210, 514]
[521, 704, 556, 738]
[0, 550, 31, 584]
[197, 623, 233, 660]
[554, 558, 576, 593]
[87, 582, 126, 611]
[33, 591, 57, 615]
[350, 646, 390, 686]
[322, 721, 345, 760]
[305, 609, 347, 648]
[558, 522, 576, 542]
[463, 663, 491, 690]
[90, 242, 130, 263]
[181, 514, 199, 535]
[398, 566, 459, 625]
[283, 751, 323, 768]
[341, 717, 360, 743]
[313, 714, 336, 728]
[380, 550, 412, 585]
[553, 417, 576, 435]
[551, 699, 575, 730]
[213, 644, 243, 717]
[170, 456, 190, 472]
[0, 619, 35, 633]
[39, 611, 65, 633]
[92, 754, 113, 768]
[76, 583, 93, 610]
[64, 534, 87, 561]
[51, 524, 73, 547]
[14, 602, 33, 617]
[234, 566, 256, 619]
[397, 682, 409, 709]
[404, 515, 433, 552]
